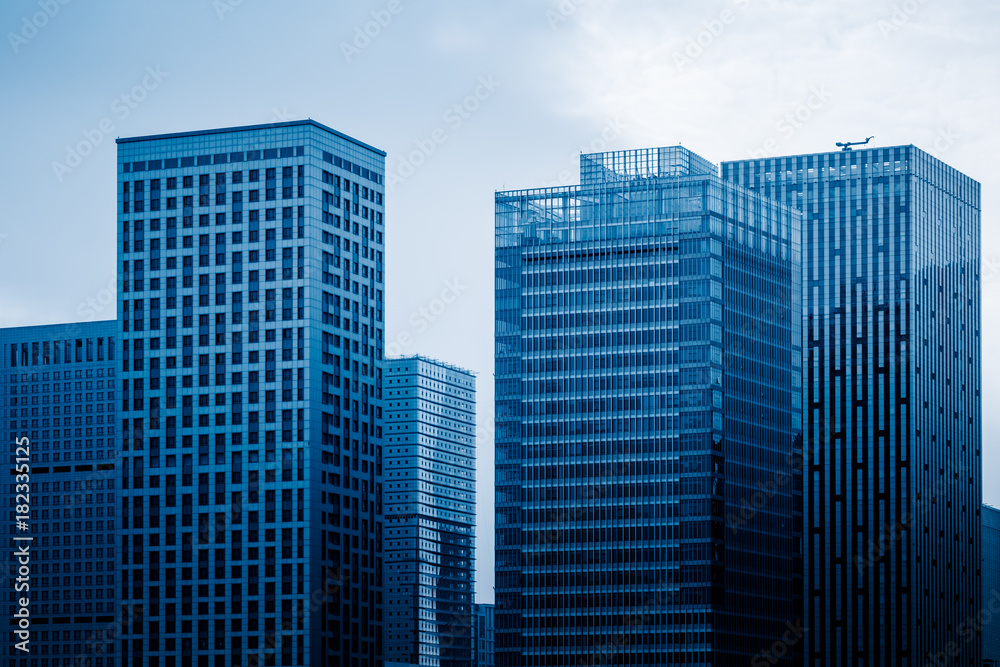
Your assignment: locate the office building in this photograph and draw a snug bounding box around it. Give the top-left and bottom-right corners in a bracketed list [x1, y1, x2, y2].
[984, 504, 1000, 665]
[116, 120, 386, 666]
[723, 145, 982, 665]
[495, 147, 803, 665]
[383, 356, 476, 667]
[1, 321, 119, 667]
[471, 604, 494, 667]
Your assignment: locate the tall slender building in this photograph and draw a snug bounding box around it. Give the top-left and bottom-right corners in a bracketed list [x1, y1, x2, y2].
[723, 145, 982, 665]
[116, 120, 386, 667]
[383, 356, 476, 667]
[1, 321, 120, 667]
[983, 504, 1000, 665]
[471, 604, 495, 667]
[495, 147, 803, 665]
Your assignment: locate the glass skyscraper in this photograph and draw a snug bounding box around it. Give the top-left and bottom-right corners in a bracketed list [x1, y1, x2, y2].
[116, 120, 386, 667]
[495, 147, 803, 665]
[471, 604, 495, 667]
[723, 145, 982, 666]
[383, 356, 476, 667]
[983, 504, 1000, 665]
[1, 321, 120, 667]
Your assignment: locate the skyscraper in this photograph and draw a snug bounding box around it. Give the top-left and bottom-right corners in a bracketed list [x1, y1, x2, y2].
[723, 145, 982, 665]
[383, 356, 476, 667]
[494, 147, 803, 665]
[983, 504, 1000, 665]
[116, 120, 386, 667]
[471, 604, 495, 667]
[1, 320, 120, 667]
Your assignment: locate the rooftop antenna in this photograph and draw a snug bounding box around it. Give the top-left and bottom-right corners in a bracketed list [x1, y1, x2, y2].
[836, 136, 874, 151]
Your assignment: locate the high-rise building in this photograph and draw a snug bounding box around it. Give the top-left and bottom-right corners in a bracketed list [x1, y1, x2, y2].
[115, 120, 387, 667]
[723, 145, 982, 666]
[471, 603, 494, 667]
[383, 356, 476, 667]
[984, 504, 1000, 665]
[0, 321, 120, 667]
[494, 147, 803, 665]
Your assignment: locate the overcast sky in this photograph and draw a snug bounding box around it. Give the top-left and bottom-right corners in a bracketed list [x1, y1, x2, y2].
[1, 0, 997, 604]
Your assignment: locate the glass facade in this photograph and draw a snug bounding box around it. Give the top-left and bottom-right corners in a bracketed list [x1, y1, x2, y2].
[723, 146, 982, 666]
[983, 505, 1000, 665]
[471, 603, 494, 667]
[115, 120, 386, 667]
[471, 604, 496, 667]
[383, 356, 476, 667]
[0, 321, 119, 667]
[495, 147, 802, 665]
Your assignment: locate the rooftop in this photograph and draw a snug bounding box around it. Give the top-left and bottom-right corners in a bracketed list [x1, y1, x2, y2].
[385, 354, 477, 378]
[116, 118, 385, 156]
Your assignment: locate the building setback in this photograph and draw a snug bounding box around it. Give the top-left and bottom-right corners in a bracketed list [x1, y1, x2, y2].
[1, 321, 120, 667]
[383, 356, 476, 667]
[116, 120, 386, 667]
[494, 147, 803, 665]
[984, 505, 1000, 665]
[723, 145, 982, 665]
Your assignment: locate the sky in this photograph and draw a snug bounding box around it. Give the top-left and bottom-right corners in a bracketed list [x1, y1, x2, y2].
[1, 0, 998, 604]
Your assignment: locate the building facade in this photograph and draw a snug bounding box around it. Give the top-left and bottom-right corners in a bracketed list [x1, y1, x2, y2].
[984, 505, 1000, 665]
[383, 356, 476, 667]
[723, 145, 982, 665]
[495, 147, 803, 665]
[116, 120, 386, 666]
[471, 603, 494, 667]
[1, 321, 120, 667]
